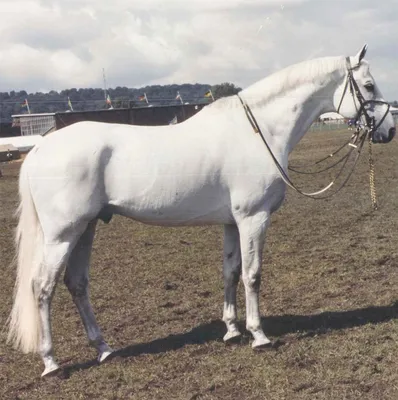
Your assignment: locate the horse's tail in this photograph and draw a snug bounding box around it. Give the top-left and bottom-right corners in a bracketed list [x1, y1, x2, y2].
[7, 159, 43, 353]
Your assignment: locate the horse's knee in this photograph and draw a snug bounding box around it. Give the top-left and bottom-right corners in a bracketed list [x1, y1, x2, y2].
[228, 266, 241, 285]
[224, 258, 241, 285]
[224, 248, 242, 281]
[243, 271, 261, 291]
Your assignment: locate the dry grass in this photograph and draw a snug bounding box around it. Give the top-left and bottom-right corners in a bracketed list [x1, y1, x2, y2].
[1, 128, 398, 399]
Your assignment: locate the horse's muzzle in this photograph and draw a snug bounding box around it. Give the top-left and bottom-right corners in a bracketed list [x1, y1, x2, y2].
[372, 127, 396, 144]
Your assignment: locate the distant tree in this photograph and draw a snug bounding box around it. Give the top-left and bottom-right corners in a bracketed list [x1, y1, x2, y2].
[211, 82, 242, 100]
[0, 92, 10, 100]
[0, 82, 245, 122]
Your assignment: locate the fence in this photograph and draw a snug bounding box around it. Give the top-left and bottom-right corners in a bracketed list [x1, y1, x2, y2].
[11, 104, 206, 136]
[310, 112, 398, 132]
[309, 119, 347, 132]
[11, 113, 56, 136]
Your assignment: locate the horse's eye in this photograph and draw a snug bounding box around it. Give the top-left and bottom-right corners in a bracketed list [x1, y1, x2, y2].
[364, 83, 374, 92]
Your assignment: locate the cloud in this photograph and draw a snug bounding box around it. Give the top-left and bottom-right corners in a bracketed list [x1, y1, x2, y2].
[0, 0, 397, 101]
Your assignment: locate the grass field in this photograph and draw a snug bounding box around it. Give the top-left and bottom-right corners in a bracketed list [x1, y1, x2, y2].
[1, 128, 398, 399]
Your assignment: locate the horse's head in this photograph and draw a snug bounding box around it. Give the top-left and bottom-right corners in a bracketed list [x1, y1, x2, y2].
[334, 44, 395, 144]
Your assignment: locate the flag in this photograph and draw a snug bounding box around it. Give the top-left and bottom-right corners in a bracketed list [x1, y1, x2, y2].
[204, 89, 214, 101]
[138, 93, 149, 104]
[169, 115, 178, 125]
[67, 97, 73, 111]
[106, 94, 113, 109]
[21, 99, 30, 113]
[175, 91, 183, 104]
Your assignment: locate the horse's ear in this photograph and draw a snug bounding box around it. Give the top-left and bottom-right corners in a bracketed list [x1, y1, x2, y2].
[353, 44, 368, 66]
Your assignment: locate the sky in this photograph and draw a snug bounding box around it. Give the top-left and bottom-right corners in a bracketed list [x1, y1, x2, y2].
[0, 0, 397, 100]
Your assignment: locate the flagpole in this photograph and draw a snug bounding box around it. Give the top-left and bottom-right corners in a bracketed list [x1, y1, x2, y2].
[68, 97, 73, 111]
[103, 68, 108, 105]
[26, 99, 31, 114]
[177, 91, 186, 121]
[144, 93, 149, 104]
[210, 89, 215, 102]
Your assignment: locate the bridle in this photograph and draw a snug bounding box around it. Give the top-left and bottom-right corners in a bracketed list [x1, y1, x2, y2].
[237, 57, 391, 201]
[336, 57, 391, 139]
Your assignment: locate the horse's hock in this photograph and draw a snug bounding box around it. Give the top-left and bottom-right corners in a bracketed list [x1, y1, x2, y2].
[0, 144, 20, 162]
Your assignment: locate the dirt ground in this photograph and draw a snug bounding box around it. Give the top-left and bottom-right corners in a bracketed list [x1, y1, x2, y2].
[1, 127, 398, 399]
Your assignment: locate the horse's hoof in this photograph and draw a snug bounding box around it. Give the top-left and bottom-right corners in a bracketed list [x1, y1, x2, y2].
[223, 330, 242, 343]
[252, 337, 272, 350]
[98, 349, 114, 363]
[41, 364, 61, 378]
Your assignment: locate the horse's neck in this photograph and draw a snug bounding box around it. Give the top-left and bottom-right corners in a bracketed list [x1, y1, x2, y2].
[240, 57, 346, 154]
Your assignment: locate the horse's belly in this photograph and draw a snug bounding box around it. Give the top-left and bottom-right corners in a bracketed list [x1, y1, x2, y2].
[111, 204, 233, 226]
[108, 185, 234, 226]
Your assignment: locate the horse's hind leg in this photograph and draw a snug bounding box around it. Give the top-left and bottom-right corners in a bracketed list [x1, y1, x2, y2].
[36, 242, 75, 377]
[64, 220, 113, 363]
[222, 224, 242, 342]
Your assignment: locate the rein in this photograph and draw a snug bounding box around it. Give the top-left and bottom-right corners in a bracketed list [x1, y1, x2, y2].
[236, 57, 388, 204]
[237, 93, 368, 199]
[288, 132, 360, 175]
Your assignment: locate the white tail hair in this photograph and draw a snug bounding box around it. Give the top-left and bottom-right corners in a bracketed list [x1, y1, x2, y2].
[7, 160, 43, 353]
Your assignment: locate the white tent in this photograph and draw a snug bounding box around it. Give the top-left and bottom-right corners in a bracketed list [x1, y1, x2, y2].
[390, 106, 398, 113]
[0, 135, 43, 152]
[319, 112, 344, 120]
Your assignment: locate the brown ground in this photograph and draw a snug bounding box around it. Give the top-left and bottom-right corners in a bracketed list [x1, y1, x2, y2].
[1, 128, 398, 399]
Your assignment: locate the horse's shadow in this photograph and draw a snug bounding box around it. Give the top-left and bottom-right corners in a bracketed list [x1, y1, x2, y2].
[62, 301, 398, 377]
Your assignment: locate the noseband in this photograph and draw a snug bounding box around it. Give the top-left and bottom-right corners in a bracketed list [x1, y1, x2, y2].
[336, 57, 390, 137]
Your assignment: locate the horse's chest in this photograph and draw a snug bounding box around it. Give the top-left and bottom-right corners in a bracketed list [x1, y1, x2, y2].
[268, 187, 286, 213]
[264, 178, 286, 213]
[256, 177, 287, 213]
[231, 176, 286, 215]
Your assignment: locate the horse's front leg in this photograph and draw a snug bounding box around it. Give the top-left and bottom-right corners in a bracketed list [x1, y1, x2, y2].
[237, 212, 271, 348]
[222, 224, 242, 342]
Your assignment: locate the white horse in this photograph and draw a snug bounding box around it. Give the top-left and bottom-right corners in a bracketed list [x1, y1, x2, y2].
[7, 45, 395, 377]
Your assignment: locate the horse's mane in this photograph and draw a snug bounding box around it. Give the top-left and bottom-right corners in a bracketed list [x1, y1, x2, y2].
[209, 56, 346, 108]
